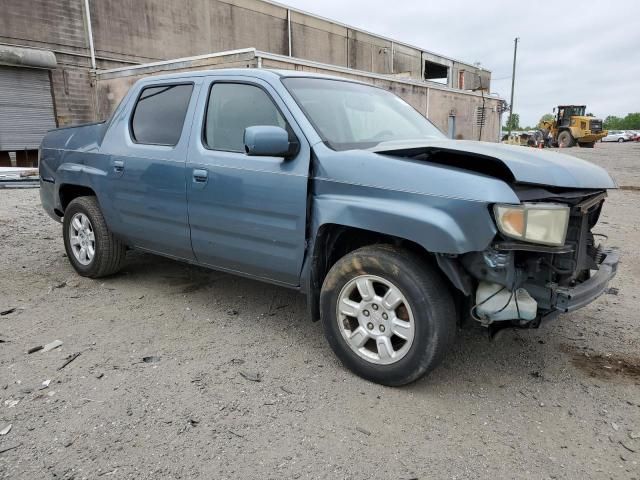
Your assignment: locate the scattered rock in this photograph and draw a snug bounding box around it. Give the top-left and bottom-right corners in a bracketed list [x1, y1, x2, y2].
[95, 372, 104, 379]
[239, 371, 261, 382]
[612, 422, 620, 431]
[0, 424, 12, 435]
[605, 287, 619, 295]
[4, 399, 19, 408]
[227, 309, 239, 316]
[53, 281, 67, 289]
[230, 358, 245, 365]
[630, 432, 640, 440]
[40, 379, 51, 390]
[42, 340, 63, 352]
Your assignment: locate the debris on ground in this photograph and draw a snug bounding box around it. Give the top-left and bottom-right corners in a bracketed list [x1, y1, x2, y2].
[42, 340, 63, 352]
[27, 345, 43, 354]
[58, 352, 81, 370]
[356, 426, 372, 436]
[230, 358, 245, 365]
[4, 399, 19, 408]
[0, 424, 12, 435]
[227, 309, 239, 316]
[606, 287, 620, 295]
[40, 379, 51, 389]
[620, 440, 637, 453]
[239, 371, 262, 382]
[142, 356, 161, 364]
[0, 443, 21, 455]
[0, 307, 16, 316]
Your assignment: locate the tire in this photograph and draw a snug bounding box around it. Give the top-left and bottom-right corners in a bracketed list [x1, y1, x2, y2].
[579, 141, 595, 148]
[617, 138, 624, 143]
[63, 196, 126, 278]
[320, 245, 456, 386]
[557, 130, 575, 148]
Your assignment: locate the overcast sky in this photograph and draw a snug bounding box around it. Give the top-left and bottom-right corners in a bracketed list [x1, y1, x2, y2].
[283, 0, 640, 127]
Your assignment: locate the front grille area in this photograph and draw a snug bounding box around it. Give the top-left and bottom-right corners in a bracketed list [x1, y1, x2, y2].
[589, 119, 603, 133]
[550, 193, 605, 285]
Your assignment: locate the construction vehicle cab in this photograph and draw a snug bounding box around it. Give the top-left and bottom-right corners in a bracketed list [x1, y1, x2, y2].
[540, 105, 607, 148]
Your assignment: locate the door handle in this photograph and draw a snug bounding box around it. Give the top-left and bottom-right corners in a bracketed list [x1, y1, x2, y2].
[113, 160, 124, 173]
[193, 169, 208, 183]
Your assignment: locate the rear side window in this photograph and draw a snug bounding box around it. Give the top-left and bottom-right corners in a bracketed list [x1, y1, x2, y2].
[204, 83, 287, 152]
[131, 84, 193, 146]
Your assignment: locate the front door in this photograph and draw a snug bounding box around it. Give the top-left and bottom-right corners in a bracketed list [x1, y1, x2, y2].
[186, 77, 310, 286]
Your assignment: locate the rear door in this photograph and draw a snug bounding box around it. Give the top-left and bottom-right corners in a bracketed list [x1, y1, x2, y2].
[186, 76, 310, 286]
[101, 79, 200, 260]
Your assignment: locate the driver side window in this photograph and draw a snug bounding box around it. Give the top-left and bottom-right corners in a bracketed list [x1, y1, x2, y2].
[203, 83, 287, 152]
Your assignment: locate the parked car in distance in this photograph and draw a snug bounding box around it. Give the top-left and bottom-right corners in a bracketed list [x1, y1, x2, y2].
[39, 69, 619, 386]
[601, 130, 632, 142]
[627, 130, 640, 141]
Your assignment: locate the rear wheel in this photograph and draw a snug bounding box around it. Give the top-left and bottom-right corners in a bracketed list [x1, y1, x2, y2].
[320, 245, 456, 386]
[63, 196, 126, 278]
[557, 130, 575, 148]
[617, 138, 624, 143]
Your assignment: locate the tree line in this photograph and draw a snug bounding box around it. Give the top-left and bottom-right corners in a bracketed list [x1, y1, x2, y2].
[505, 112, 640, 131]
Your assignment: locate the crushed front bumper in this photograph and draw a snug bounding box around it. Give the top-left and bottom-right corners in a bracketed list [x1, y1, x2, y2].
[527, 250, 619, 314]
[554, 250, 619, 312]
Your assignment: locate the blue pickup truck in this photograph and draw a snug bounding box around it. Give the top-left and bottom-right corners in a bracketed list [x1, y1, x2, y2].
[39, 69, 618, 385]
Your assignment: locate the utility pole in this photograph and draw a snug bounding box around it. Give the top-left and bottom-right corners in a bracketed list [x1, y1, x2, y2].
[507, 37, 519, 137]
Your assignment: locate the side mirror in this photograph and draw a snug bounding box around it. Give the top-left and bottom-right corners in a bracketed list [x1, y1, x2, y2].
[244, 126, 299, 158]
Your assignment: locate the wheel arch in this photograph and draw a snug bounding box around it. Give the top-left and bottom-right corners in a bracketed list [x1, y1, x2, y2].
[58, 183, 97, 215]
[303, 222, 470, 323]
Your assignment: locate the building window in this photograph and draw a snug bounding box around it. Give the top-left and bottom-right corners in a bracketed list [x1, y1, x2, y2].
[130, 84, 193, 146]
[424, 60, 448, 84]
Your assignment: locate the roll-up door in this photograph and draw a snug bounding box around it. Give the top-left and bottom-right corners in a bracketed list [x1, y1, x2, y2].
[0, 66, 57, 151]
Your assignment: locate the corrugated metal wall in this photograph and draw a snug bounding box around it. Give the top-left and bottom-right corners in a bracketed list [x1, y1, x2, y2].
[0, 66, 56, 151]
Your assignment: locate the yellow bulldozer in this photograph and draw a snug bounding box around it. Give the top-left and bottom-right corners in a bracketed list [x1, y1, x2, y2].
[539, 105, 607, 148]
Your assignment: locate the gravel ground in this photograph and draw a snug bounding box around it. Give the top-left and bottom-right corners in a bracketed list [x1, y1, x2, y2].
[1, 142, 639, 479]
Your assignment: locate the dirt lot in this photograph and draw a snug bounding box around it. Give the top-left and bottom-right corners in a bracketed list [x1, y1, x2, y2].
[1, 142, 639, 479]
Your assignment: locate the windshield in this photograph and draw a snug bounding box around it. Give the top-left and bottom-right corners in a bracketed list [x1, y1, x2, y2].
[282, 77, 445, 151]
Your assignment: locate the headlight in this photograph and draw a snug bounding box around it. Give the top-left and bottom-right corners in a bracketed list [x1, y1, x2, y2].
[494, 203, 570, 246]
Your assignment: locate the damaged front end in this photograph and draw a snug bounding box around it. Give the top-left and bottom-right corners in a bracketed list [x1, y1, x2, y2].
[456, 188, 619, 329]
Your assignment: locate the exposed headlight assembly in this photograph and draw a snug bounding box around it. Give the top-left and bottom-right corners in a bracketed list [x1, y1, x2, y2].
[493, 203, 570, 246]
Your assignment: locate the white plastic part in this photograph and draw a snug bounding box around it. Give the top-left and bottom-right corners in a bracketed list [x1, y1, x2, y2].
[475, 282, 537, 322]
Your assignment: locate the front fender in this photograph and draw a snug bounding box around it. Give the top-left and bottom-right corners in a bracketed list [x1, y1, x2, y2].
[311, 180, 504, 255]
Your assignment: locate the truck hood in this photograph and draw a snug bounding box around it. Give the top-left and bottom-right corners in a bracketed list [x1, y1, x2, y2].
[370, 139, 617, 189]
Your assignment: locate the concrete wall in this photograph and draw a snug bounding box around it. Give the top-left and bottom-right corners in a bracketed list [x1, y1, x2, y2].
[0, 0, 95, 125]
[95, 51, 501, 142]
[1, 0, 493, 132]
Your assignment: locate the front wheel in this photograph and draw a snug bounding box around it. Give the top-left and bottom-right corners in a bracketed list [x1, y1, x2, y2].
[320, 245, 456, 386]
[63, 196, 126, 278]
[557, 130, 575, 148]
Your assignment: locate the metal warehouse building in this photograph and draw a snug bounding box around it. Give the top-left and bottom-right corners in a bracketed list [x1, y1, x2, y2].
[0, 0, 504, 166]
